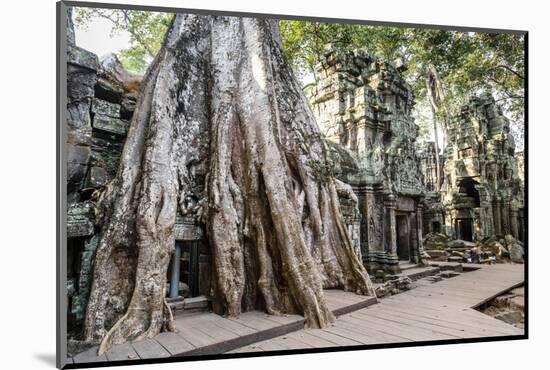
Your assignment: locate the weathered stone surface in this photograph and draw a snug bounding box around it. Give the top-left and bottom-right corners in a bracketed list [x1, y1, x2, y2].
[94, 76, 124, 103]
[509, 243, 524, 263]
[68, 46, 100, 72]
[423, 92, 524, 244]
[310, 46, 426, 271]
[89, 135, 124, 182]
[174, 215, 204, 241]
[73, 235, 99, 321]
[92, 98, 121, 118]
[67, 144, 91, 201]
[92, 113, 128, 136]
[86, 166, 108, 188]
[67, 202, 94, 238]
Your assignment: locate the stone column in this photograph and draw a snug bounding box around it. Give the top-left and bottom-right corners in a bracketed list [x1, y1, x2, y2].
[386, 194, 397, 254]
[493, 201, 501, 236]
[409, 212, 419, 263]
[384, 194, 400, 273]
[169, 243, 182, 299]
[500, 200, 509, 235]
[416, 204, 425, 262]
[510, 203, 519, 239]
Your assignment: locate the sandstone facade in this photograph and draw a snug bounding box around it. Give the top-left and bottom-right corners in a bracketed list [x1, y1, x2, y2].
[422, 92, 525, 242]
[310, 47, 426, 273]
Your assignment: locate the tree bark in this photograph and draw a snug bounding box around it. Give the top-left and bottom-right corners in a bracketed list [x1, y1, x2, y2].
[425, 64, 447, 191]
[83, 14, 375, 354]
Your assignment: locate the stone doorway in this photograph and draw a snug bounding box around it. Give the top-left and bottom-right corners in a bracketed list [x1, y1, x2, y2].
[168, 240, 206, 299]
[456, 218, 473, 241]
[396, 214, 411, 261]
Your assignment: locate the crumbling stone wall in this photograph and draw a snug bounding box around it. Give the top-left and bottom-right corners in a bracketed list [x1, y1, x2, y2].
[310, 46, 426, 273]
[65, 7, 213, 333]
[422, 92, 524, 242]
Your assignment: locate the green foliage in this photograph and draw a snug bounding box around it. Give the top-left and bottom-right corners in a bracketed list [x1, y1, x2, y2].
[71, 9, 524, 146]
[73, 8, 173, 74]
[279, 21, 525, 146]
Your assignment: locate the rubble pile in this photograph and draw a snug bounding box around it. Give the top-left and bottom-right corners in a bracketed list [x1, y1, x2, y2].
[374, 276, 413, 298]
[422, 233, 525, 264]
[481, 286, 524, 329]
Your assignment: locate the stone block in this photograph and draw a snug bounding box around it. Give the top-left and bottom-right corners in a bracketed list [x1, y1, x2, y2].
[68, 46, 100, 71]
[86, 166, 108, 188]
[67, 202, 94, 238]
[92, 113, 128, 137]
[95, 76, 123, 103]
[92, 98, 121, 118]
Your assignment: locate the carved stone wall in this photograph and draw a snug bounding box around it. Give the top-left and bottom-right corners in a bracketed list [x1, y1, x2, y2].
[422, 92, 524, 242]
[311, 47, 426, 273]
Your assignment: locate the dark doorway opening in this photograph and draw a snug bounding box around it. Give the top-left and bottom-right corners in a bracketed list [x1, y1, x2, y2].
[396, 214, 410, 261]
[456, 218, 473, 241]
[168, 240, 210, 299]
[432, 221, 441, 233]
[459, 178, 481, 207]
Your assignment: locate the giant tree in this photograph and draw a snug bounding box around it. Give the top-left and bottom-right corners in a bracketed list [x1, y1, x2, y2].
[83, 14, 375, 355]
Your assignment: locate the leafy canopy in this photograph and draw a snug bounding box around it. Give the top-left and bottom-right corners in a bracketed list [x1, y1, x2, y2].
[279, 20, 525, 145]
[74, 8, 173, 74]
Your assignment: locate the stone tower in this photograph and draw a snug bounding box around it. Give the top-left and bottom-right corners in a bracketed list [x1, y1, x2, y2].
[310, 46, 426, 273]
[425, 92, 525, 242]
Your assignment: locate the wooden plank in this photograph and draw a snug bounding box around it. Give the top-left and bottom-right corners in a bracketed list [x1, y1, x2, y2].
[131, 339, 170, 359]
[362, 308, 488, 338]
[337, 315, 412, 343]
[289, 331, 346, 348]
[104, 343, 139, 362]
[266, 335, 313, 350]
[305, 328, 362, 346]
[377, 303, 519, 336]
[174, 325, 217, 348]
[72, 346, 108, 364]
[155, 332, 195, 355]
[228, 311, 280, 331]
[323, 324, 379, 345]
[348, 310, 458, 341]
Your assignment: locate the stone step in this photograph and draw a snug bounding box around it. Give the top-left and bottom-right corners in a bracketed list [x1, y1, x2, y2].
[168, 295, 210, 317]
[402, 266, 441, 281]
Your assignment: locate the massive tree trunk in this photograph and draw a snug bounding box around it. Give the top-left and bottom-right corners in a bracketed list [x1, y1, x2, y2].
[425, 64, 447, 191]
[83, 14, 375, 355]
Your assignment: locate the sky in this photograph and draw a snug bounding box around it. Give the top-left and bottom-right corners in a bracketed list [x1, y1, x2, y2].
[73, 9, 131, 59]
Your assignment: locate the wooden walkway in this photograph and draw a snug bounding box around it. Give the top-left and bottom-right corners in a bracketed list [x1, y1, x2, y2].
[68, 263, 523, 365]
[229, 263, 524, 353]
[69, 289, 377, 365]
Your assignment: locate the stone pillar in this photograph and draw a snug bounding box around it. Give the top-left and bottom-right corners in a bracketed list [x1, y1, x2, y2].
[409, 212, 419, 263]
[386, 195, 397, 254]
[416, 204, 425, 262]
[384, 194, 400, 273]
[510, 203, 519, 239]
[169, 243, 182, 299]
[500, 201, 509, 235]
[493, 201, 501, 236]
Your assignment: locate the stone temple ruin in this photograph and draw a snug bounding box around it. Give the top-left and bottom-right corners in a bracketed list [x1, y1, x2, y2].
[65, 14, 525, 338]
[422, 92, 525, 243]
[310, 47, 426, 274]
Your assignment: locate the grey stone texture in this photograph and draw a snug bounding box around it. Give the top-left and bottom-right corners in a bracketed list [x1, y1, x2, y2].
[310, 46, 426, 273]
[421, 92, 525, 243]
